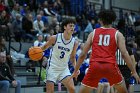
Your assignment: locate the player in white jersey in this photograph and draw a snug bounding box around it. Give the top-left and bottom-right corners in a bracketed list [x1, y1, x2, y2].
[41, 18, 79, 93]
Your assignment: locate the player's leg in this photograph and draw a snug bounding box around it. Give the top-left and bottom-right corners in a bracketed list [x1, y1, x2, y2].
[62, 76, 75, 93]
[113, 80, 128, 93]
[79, 84, 93, 93]
[60, 67, 75, 93]
[46, 67, 59, 93]
[97, 83, 104, 93]
[46, 81, 55, 93]
[104, 82, 110, 93]
[97, 78, 110, 93]
[110, 86, 116, 93]
[110, 86, 118, 93]
[106, 63, 128, 93]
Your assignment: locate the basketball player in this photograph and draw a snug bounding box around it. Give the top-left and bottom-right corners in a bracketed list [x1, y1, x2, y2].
[71, 9, 140, 93]
[41, 18, 79, 93]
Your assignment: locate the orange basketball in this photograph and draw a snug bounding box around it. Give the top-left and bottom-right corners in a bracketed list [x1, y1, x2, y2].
[28, 47, 43, 61]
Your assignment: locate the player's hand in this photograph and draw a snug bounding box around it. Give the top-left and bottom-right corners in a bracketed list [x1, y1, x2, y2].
[131, 72, 140, 84]
[71, 70, 80, 81]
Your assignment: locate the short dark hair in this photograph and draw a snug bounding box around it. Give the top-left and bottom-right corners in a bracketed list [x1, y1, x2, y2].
[61, 18, 76, 32]
[98, 9, 116, 25]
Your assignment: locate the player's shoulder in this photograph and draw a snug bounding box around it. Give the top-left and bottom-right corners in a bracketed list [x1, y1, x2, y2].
[116, 30, 124, 37]
[116, 30, 125, 42]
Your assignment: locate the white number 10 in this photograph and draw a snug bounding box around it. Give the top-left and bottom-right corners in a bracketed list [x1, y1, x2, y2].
[98, 35, 110, 46]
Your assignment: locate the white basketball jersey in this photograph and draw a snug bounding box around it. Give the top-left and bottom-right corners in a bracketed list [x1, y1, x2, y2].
[48, 33, 75, 70]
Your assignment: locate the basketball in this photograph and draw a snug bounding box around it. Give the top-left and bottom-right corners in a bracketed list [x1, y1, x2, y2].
[28, 47, 43, 61]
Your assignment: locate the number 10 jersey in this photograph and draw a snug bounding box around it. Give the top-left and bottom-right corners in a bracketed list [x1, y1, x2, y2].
[90, 27, 118, 63]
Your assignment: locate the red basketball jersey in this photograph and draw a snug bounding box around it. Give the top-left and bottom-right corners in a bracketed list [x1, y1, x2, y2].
[90, 27, 118, 63]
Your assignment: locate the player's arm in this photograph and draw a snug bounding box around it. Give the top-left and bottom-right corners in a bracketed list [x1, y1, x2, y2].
[117, 32, 140, 83]
[41, 35, 56, 51]
[72, 32, 93, 76]
[117, 32, 136, 74]
[70, 41, 79, 68]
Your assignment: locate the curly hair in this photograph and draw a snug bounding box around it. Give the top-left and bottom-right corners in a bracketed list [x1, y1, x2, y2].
[61, 18, 76, 32]
[98, 9, 116, 25]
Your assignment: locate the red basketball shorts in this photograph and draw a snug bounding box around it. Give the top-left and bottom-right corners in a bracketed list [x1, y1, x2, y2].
[82, 61, 123, 88]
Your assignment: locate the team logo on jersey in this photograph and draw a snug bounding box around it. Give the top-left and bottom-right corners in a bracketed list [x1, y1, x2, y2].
[58, 46, 70, 52]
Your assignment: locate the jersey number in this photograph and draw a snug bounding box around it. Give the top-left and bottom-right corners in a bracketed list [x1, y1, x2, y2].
[98, 35, 110, 46]
[60, 51, 65, 59]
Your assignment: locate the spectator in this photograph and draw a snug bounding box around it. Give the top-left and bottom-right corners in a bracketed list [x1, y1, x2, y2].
[33, 34, 44, 47]
[22, 13, 38, 41]
[43, 1, 54, 16]
[20, 4, 29, 16]
[83, 17, 97, 41]
[52, 0, 63, 15]
[0, 52, 21, 93]
[54, 24, 61, 35]
[39, 10, 48, 27]
[11, 3, 20, 20]
[0, 10, 12, 40]
[12, 14, 25, 42]
[5, 0, 15, 8]
[61, 0, 71, 15]
[0, 0, 6, 12]
[48, 16, 58, 34]
[33, 14, 46, 34]
[128, 12, 136, 26]
[0, 36, 15, 76]
[73, 16, 82, 38]
[84, 17, 97, 33]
